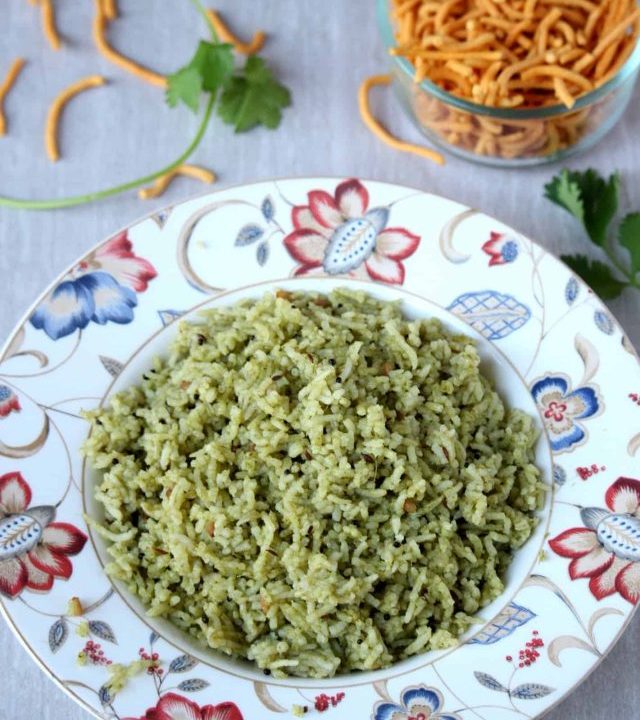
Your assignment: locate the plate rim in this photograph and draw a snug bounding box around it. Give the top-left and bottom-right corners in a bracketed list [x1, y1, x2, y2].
[1, 175, 638, 720]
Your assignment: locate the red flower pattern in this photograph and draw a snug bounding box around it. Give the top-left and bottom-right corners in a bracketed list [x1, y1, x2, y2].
[0, 472, 87, 598]
[88, 231, 157, 292]
[0, 385, 20, 417]
[283, 179, 420, 284]
[481, 232, 519, 266]
[124, 693, 243, 720]
[549, 477, 640, 604]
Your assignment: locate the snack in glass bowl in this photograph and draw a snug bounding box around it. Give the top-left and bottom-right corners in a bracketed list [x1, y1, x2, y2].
[377, 0, 640, 166]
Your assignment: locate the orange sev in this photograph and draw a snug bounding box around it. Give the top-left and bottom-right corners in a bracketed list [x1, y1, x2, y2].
[92, 1, 166, 87]
[102, 0, 118, 21]
[358, 74, 445, 166]
[206, 9, 266, 56]
[40, 0, 62, 51]
[0, 58, 26, 136]
[387, 0, 639, 160]
[138, 165, 217, 200]
[45, 75, 106, 162]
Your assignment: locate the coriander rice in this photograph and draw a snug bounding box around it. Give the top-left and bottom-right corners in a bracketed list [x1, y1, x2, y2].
[84, 289, 545, 679]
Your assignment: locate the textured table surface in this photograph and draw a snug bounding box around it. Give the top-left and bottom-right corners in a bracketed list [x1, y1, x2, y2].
[1, 2, 639, 719]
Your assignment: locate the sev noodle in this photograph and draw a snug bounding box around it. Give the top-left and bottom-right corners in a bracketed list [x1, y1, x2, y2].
[206, 9, 266, 55]
[41, 0, 61, 50]
[101, 0, 118, 21]
[138, 164, 216, 199]
[93, 0, 166, 87]
[359, 75, 445, 165]
[0, 59, 26, 137]
[388, 0, 639, 160]
[45, 75, 106, 162]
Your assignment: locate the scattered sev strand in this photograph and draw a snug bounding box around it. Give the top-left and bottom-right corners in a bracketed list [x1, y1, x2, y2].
[92, 0, 166, 87]
[46, 75, 106, 162]
[138, 164, 216, 199]
[0, 59, 26, 136]
[206, 9, 266, 55]
[36, 0, 62, 51]
[101, 0, 118, 21]
[358, 75, 445, 166]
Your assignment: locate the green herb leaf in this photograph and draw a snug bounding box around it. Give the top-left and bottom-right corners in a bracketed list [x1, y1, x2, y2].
[544, 170, 584, 223]
[545, 169, 619, 247]
[561, 254, 628, 299]
[166, 66, 203, 112]
[218, 56, 291, 132]
[619, 212, 640, 277]
[166, 41, 234, 112]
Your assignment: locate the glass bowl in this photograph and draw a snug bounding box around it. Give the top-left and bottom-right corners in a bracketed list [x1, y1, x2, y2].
[376, 0, 640, 167]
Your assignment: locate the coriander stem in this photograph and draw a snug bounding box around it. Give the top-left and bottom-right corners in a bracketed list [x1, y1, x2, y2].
[189, 0, 219, 42]
[0, 97, 215, 211]
[605, 241, 640, 289]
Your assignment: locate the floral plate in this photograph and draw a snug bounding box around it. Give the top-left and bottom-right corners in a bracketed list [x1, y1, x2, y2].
[1, 178, 639, 720]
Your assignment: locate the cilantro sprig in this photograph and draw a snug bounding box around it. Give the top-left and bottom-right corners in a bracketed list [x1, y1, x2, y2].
[0, 0, 290, 210]
[545, 169, 640, 299]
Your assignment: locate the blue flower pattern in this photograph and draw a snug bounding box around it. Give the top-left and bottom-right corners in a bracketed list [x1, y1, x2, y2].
[31, 272, 137, 341]
[29, 232, 156, 341]
[531, 374, 601, 453]
[373, 685, 461, 720]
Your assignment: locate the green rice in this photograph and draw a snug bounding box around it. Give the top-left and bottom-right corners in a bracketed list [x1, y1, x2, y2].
[84, 289, 545, 678]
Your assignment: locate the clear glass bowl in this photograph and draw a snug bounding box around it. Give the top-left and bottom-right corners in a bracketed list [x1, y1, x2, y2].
[376, 0, 640, 167]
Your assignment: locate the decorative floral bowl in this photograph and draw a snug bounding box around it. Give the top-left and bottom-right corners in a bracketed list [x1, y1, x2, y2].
[1, 178, 639, 720]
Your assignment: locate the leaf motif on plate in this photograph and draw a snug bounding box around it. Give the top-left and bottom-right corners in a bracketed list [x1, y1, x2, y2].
[524, 574, 580, 621]
[628, 433, 640, 457]
[473, 671, 508, 693]
[49, 617, 68, 653]
[553, 464, 566, 486]
[622, 334, 637, 358]
[98, 684, 113, 706]
[256, 242, 269, 266]
[511, 683, 555, 700]
[438, 209, 477, 263]
[594, 310, 614, 335]
[469, 602, 535, 645]
[149, 631, 160, 645]
[261, 196, 275, 221]
[565, 276, 579, 305]
[158, 310, 184, 327]
[88, 620, 117, 644]
[447, 291, 531, 340]
[169, 654, 198, 673]
[575, 334, 599, 385]
[151, 209, 172, 229]
[99, 356, 124, 378]
[177, 678, 210, 692]
[372, 679, 393, 702]
[547, 635, 598, 667]
[235, 224, 264, 247]
[587, 607, 624, 639]
[254, 681, 288, 713]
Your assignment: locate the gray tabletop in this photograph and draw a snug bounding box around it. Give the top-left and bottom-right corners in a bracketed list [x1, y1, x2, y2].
[1, 2, 639, 719]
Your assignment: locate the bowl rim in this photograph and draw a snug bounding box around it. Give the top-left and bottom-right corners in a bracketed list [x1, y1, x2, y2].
[376, 0, 640, 120]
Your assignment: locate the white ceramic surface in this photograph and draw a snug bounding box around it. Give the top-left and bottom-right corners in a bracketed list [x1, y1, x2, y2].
[1, 178, 639, 720]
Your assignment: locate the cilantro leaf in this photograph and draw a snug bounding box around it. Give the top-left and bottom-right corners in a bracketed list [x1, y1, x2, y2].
[545, 169, 619, 247]
[167, 41, 234, 113]
[166, 66, 203, 112]
[561, 255, 628, 299]
[619, 212, 640, 277]
[218, 56, 291, 132]
[544, 170, 583, 223]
